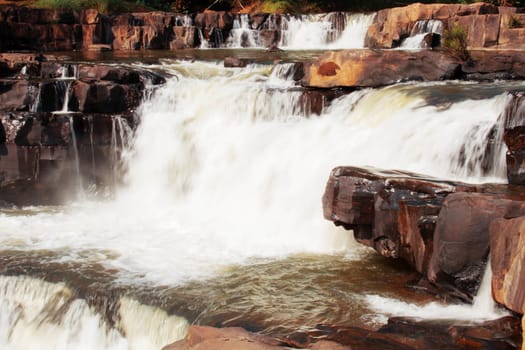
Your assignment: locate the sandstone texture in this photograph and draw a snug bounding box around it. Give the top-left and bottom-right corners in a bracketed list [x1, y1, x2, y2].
[365, 2, 525, 49]
[303, 49, 525, 88]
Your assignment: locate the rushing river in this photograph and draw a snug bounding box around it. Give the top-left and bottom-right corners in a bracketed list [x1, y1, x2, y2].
[0, 58, 520, 349]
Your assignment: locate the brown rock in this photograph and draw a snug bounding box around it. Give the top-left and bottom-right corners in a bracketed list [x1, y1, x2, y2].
[322, 166, 477, 278]
[0, 80, 31, 111]
[303, 50, 460, 88]
[162, 326, 284, 350]
[502, 92, 525, 185]
[310, 341, 351, 350]
[490, 216, 525, 314]
[429, 192, 525, 296]
[365, 3, 499, 49]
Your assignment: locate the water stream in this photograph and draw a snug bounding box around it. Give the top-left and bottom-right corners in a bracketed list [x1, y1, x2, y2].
[1, 61, 523, 349]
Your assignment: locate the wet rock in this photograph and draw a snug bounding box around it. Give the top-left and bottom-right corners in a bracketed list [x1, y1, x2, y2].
[428, 192, 525, 296]
[322, 166, 478, 276]
[194, 11, 234, 48]
[303, 50, 461, 88]
[502, 92, 525, 185]
[0, 80, 31, 111]
[224, 57, 253, 68]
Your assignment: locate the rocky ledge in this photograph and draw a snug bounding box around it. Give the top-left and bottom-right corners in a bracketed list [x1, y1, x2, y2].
[1, 2, 525, 52]
[163, 319, 521, 350]
[303, 50, 525, 88]
[0, 53, 165, 205]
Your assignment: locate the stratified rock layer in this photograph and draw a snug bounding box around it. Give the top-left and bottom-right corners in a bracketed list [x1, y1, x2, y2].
[0, 54, 165, 205]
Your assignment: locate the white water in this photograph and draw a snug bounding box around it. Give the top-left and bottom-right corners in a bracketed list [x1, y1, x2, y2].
[0, 276, 188, 350]
[366, 260, 506, 323]
[400, 19, 443, 49]
[224, 13, 375, 49]
[0, 61, 520, 348]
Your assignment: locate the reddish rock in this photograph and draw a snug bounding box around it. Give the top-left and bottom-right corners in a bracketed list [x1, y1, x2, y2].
[490, 216, 525, 314]
[503, 92, 525, 185]
[365, 3, 499, 49]
[303, 50, 461, 88]
[322, 166, 478, 278]
[162, 326, 284, 350]
[428, 192, 525, 295]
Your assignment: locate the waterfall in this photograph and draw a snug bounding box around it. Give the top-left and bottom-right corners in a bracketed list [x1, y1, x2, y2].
[0, 276, 188, 350]
[400, 19, 443, 49]
[226, 14, 258, 48]
[68, 116, 84, 196]
[110, 116, 133, 187]
[365, 260, 505, 323]
[0, 61, 522, 348]
[279, 13, 375, 49]
[223, 12, 375, 49]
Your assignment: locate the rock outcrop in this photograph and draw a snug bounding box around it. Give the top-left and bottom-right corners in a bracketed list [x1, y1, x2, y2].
[302, 49, 525, 88]
[322, 165, 525, 339]
[365, 2, 525, 49]
[2, 3, 525, 52]
[0, 54, 165, 205]
[163, 320, 522, 350]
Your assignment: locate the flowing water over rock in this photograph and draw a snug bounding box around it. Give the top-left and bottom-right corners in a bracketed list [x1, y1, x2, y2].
[1, 60, 524, 349]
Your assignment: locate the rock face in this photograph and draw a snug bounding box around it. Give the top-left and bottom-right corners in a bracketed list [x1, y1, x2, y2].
[490, 216, 525, 317]
[503, 92, 525, 185]
[2, 3, 525, 52]
[322, 166, 491, 299]
[365, 2, 525, 49]
[0, 54, 165, 205]
[303, 50, 461, 89]
[303, 49, 525, 88]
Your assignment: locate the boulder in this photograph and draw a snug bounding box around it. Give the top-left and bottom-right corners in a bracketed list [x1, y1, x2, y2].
[303, 50, 461, 88]
[428, 192, 525, 295]
[322, 166, 478, 278]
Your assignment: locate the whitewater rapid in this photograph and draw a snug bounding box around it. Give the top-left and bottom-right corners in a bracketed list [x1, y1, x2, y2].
[0, 60, 522, 349]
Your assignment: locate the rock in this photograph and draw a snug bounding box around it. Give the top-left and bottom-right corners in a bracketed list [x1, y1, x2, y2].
[365, 3, 499, 49]
[490, 216, 525, 315]
[502, 92, 525, 185]
[303, 50, 461, 88]
[0, 80, 31, 111]
[224, 57, 253, 68]
[428, 192, 525, 296]
[310, 341, 351, 350]
[162, 326, 284, 350]
[194, 11, 234, 47]
[322, 166, 478, 278]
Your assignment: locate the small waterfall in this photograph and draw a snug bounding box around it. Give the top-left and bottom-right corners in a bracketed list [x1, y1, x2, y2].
[68, 116, 84, 196]
[471, 259, 499, 314]
[85, 115, 97, 183]
[400, 19, 443, 49]
[29, 84, 41, 112]
[365, 259, 506, 323]
[110, 116, 133, 187]
[226, 14, 258, 48]
[0, 276, 188, 350]
[278, 12, 375, 49]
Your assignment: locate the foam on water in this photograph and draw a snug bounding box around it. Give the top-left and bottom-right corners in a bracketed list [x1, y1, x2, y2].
[0, 63, 514, 288]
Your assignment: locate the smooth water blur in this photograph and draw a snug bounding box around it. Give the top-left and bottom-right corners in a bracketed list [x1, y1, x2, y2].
[0, 60, 523, 349]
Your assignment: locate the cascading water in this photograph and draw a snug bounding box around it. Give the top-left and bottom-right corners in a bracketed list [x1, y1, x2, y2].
[400, 19, 443, 49]
[0, 61, 523, 349]
[224, 12, 375, 49]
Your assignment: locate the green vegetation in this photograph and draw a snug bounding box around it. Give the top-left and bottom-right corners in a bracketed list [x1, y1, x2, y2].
[442, 23, 471, 62]
[21, 0, 525, 14]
